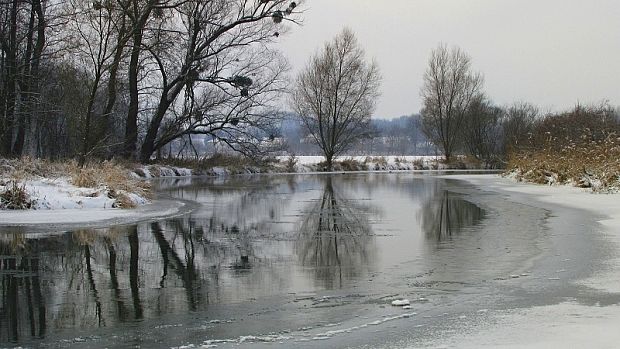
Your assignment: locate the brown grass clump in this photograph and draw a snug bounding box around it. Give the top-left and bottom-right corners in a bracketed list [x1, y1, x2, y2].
[107, 189, 137, 209]
[69, 161, 152, 200]
[0, 181, 36, 209]
[1, 158, 151, 209]
[339, 158, 367, 171]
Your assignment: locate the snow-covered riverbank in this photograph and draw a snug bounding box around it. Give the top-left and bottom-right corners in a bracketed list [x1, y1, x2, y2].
[0, 160, 171, 227]
[417, 174, 620, 349]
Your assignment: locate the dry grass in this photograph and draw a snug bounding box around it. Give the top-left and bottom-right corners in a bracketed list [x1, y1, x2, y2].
[0, 157, 152, 207]
[154, 154, 276, 174]
[314, 158, 367, 171]
[338, 158, 367, 171]
[508, 134, 620, 191]
[0, 180, 36, 209]
[107, 189, 137, 209]
[507, 105, 620, 191]
[69, 161, 152, 200]
[364, 156, 388, 168]
[412, 158, 426, 170]
[0, 157, 70, 180]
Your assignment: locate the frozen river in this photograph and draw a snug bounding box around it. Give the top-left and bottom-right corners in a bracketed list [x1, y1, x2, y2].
[0, 173, 615, 348]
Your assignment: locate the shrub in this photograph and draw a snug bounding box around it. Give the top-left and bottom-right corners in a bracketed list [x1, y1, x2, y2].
[508, 132, 620, 190]
[0, 181, 36, 209]
[412, 158, 426, 170]
[285, 154, 298, 172]
[340, 158, 366, 171]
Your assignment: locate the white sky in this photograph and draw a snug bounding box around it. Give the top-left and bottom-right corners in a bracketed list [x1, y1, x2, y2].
[278, 0, 620, 119]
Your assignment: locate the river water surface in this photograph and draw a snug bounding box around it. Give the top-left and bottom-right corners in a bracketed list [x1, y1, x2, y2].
[0, 173, 611, 348]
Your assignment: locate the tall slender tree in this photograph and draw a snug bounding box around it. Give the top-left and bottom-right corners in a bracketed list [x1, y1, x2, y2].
[420, 44, 483, 162]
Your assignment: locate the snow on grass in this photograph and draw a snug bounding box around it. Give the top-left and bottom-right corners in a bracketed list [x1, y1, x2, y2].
[276, 155, 443, 173]
[0, 177, 146, 210]
[132, 165, 193, 178]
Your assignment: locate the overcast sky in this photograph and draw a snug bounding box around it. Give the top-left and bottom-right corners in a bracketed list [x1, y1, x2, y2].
[278, 0, 620, 119]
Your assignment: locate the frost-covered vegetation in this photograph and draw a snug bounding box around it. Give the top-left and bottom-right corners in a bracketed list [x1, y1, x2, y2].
[506, 105, 620, 192]
[0, 158, 151, 209]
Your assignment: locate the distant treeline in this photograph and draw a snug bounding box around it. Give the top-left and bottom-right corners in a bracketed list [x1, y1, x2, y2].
[282, 114, 437, 156]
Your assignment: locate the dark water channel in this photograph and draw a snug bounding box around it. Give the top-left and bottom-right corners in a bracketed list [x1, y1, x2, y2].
[0, 173, 604, 348]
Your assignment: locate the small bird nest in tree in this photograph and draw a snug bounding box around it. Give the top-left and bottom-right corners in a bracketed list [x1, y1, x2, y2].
[272, 11, 283, 23]
[230, 75, 253, 87]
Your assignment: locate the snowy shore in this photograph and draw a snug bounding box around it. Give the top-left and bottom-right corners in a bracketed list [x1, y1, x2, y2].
[417, 174, 620, 349]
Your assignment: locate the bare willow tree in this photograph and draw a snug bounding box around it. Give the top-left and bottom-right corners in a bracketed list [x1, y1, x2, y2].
[113, 0, 301, 163]
[420, 44, 483, 162]
[136, 0, 297, 162]
[292, 28, 381, 170]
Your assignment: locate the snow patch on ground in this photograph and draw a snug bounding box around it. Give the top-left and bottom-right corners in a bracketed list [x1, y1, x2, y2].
[448, 175, 620, 294]
[0, 198, 186, 226]
[0, 177, 146, 210]
[416, 302, 620, 349]
[423, 174, 620, 348]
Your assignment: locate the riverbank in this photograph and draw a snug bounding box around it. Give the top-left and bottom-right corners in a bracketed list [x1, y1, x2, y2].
[418, 174, 620, 349]
[0, 155, 479, 220]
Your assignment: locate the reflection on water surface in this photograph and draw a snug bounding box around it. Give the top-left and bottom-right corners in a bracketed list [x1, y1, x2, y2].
[1, 174, 486, 345]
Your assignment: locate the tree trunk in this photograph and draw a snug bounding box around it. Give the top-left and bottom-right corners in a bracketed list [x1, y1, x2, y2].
[2, 0, 18, 156]
[139, 96, 173, 163]
[102, 16, 127, 151]
[123, 31, 142, 159]
[325, 153, 334, 171]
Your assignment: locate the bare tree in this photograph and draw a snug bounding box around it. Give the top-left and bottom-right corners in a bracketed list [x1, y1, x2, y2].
[501, 102, 538, 154]
[109, 0, 301, 162]
[0, 0, 48, 157]
[461, 95, 503, 165]
[420, 44, 483, 162]
[62, 0, 130, 165]
[291, 28, 381, 170]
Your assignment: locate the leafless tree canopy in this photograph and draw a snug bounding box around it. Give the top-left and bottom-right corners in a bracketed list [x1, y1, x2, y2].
[291, 29, 381, 169]
[502, 102, 539, 153]
[420, 44, 483, 161]
[1, 0, 301, 162]
[461, 95, 503, 165]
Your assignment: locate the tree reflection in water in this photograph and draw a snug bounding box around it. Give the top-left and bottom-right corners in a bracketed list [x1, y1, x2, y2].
[1, 233, 47, 343]
[296, 177, 377, 288]
[418, 188, 484, 242]
[0, 178, 295, 344]
[0, 223, 215, 344]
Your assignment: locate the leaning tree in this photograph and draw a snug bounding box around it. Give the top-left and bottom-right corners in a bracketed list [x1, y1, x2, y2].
[116, 0, 302, 163]
[291, 28, 381, 170]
